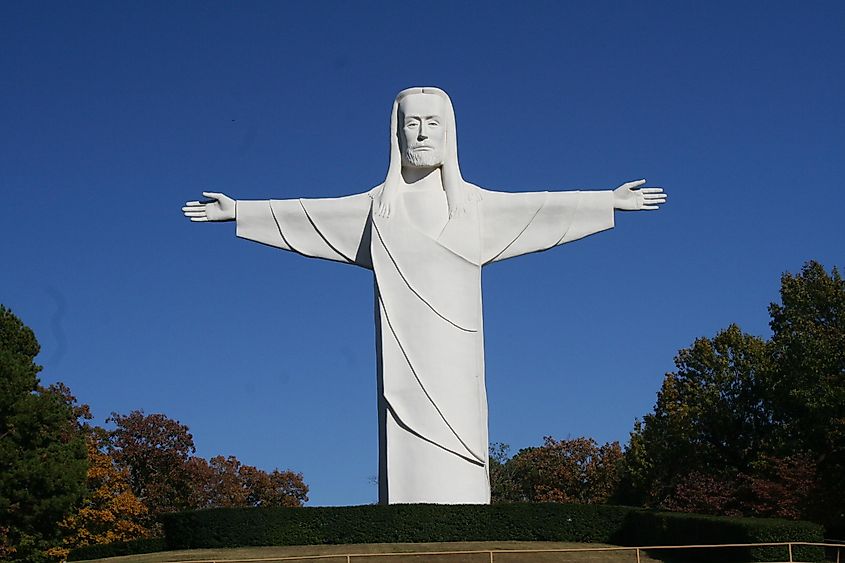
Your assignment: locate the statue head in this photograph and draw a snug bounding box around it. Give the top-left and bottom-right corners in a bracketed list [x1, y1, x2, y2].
[376, 87, 476, 219]
[398, 92, 446, 168]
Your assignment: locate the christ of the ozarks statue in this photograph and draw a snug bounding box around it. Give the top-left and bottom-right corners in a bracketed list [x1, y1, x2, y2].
[182, 87, 666, 505]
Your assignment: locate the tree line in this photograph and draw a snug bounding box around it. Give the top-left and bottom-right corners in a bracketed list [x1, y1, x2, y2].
[0, 307, 307, 562]
[490, 261, 844, 538]
[1, 260, 842, 560]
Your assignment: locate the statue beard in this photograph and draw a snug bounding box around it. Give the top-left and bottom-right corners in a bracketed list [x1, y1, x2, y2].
[402, 145, 445, 168]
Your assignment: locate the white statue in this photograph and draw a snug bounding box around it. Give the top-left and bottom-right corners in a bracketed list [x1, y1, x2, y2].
[182, 87, 666, 504]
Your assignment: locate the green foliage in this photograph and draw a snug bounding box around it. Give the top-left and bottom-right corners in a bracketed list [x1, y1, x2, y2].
[66, 537, 166, 561]
[768, 261, 845, 532]
[161, 503, 823, 559]
[0, 306, 88, 561]
[489, 442, 522, 503]
[490, 262, 843, 534]
[618, 511, 824, 562]
[162, 503, 638, 548]
[769, 262, 845, 452]
[623, 262, 845, 531]
[624, 324, 774, 508]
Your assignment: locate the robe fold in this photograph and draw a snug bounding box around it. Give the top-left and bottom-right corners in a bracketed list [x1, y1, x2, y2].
[236, 185, 614, 504]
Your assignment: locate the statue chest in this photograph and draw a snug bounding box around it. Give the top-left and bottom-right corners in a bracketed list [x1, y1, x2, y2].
[401, 189, 449, 239]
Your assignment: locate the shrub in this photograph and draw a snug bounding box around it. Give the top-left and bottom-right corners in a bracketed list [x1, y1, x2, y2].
[162, 503, 824, 562]
[162, 503, 637, 548]
[616, 511, 825, 562]
[67, 537, 166, 561]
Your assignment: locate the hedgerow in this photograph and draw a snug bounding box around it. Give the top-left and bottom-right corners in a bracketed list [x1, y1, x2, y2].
[66, 505, 825, 562]
[160, 504, 824, 561]
[67, 537, 167, 561]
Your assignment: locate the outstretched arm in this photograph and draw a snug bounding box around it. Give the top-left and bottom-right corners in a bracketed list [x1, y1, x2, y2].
[181, 191, 373, 268]
[481, 179, 668, 264]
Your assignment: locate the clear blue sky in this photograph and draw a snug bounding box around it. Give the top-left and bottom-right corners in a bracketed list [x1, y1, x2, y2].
[2, 1, 843, 506]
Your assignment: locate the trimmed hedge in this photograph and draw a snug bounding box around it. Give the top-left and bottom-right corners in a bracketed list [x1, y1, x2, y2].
[67, 537, 167, 561]
[617, 511, 825, 562]
[162, 503, 636, 548]
[64, 505, 825, 562]
[161, 504, 825, 561]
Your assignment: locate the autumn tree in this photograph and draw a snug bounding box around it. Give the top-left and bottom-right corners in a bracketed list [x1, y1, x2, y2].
[239, 464, 308, 507]
[186, 455, 244, 508]
[187, 455, 308, 509]
[108, 410, 308, 519]
[0, 306, 88, 562]
[107, 411, 196, 517]
[738, 453, 818, 519]
[46, 429, 152, 560]
[490, 437, 623, 504]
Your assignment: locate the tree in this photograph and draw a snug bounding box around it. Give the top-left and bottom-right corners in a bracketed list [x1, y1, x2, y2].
[108, 411, 309, 520]
[739, 453, 818, 520]
[623, 324, 775, 509]
[0, 306, 88, 562]
[187, 455, 308, 509]
[186, 456, 247, 508]
[623, 262, 843, 529]
[107, 411, 196, 517]
[490, 437, 623, 504]
[489, 442, 522, 503]
[240, 464, 308, 507]
[768, 261, 845, 531]
[45, 432, 152, 560]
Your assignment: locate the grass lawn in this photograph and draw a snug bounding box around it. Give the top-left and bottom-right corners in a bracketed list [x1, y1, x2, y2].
[75, 542, 664, 563]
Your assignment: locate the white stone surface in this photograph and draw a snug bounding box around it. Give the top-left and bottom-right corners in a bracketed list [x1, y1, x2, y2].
[181, 86, 666, 505]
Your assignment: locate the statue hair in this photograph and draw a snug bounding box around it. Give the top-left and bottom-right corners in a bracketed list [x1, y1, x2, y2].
[374, 87, 478, 219]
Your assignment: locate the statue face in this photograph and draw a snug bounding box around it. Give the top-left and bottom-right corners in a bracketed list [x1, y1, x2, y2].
[398, 94, 446, 168]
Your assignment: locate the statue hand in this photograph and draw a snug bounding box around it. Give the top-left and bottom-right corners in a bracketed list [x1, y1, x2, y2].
[613, 180, 666, 211]
[182, 192, 236, 222]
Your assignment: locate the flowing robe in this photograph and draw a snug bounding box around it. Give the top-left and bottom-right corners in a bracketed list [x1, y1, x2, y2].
[235, 184, 614, 504]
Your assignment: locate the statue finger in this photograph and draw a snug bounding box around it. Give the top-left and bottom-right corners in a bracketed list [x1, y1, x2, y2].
[644, 195, 667, 203]
[185, 201, 203, 207]
[623, 179, 647, 190]
[642, 205, 660, 210]
[202, 191, 224, 200]
[641, 187, 663, 194]
[182, 205, 205, 212]
[184, 211, 206, 217]
[190, 217, 209, 222]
